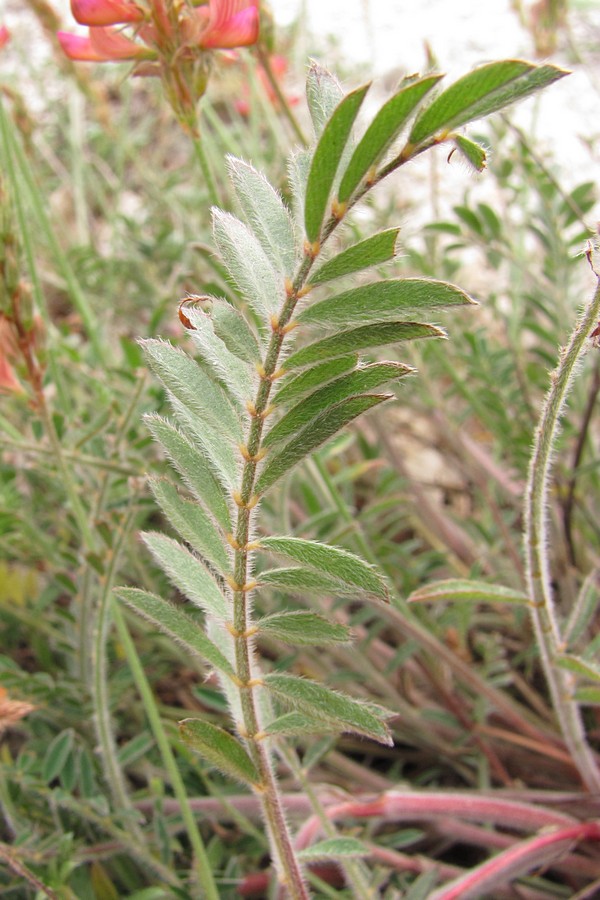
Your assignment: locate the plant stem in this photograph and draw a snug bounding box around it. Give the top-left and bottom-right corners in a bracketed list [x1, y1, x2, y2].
[190, 126, 220, 208]
[255, 44, 309, 147]
[112, 601, 221, 900]
[524, 269, 600, 793]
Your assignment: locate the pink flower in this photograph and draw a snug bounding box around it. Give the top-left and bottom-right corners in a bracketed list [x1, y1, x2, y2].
[194, 0, 259, 49]
[70, 0, 143, 26]
[0, 24, 10, 50]
[58, 25, 147, 61]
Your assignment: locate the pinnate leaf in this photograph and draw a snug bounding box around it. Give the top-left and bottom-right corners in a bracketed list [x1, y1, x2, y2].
[179, 719, 259, 786]
[264, 673, 393, 745]
[264, 711, 342, 738]
[258, 610, 351, 645]
[299, 278, 475, 329]
[308, 228, 400, 287]
[409, 60, 567, 145]
[274, 355, 358, 406]
[227, 156, 296, 278]
[259, 535, 388, 599]
[255, 394, 390, 493]
[338, 73, 443, 203]
[286, 322, 445, 369]
[148, 477, 231, 575]
[142, 532, 229, 619]
[144, 415, 231, 531]
[408, 579, 529, 606]
[115, 587, 234, 676]
[305, 83, 370, 243]
[265, 363, 412, 449]
[185, 305, 255, 406]
[204, 296, 262, 365]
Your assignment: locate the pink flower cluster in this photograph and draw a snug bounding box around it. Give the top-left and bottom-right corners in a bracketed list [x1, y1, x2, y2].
[0, 24, 10, 50]
[58, 0, 260, 63]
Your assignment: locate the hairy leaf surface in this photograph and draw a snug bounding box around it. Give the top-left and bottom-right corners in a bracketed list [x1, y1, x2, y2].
[338, 73, 443, 202]
[286, 322, 445, 369]
[144, 415, 231, 531]
[256, 394, 390, 493]
[264, 363, 412, 448]
[116, 587, 234, 675]
[258, 610, 351, 645]
[142, 532, 228, 619]
[305, 83, 370, 243]
[264, 673, 393, 745]
[274, 355, 358, 406]
[299, 278, 475, 329]
[179, 719, 259, 785]
[259, 536, 388, 599]
[307, 228, 400, 287]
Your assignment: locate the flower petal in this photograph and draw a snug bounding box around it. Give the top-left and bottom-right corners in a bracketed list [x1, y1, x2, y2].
[199, 0, 259, 49]
[0, 25, 10, 51]
[71, 0, 143, 26]
[58, 30, 109, 61]
[89, 25, 147, 59]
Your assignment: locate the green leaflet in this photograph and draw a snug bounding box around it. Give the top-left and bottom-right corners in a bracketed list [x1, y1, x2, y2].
[274, 355, 358, 406]
[288, 147, 311, 225]
[264, 673, 393, 745]
[264, 363, 412, 449]
[206, 296, 263, 365]
[255, 394, 390, 494]
[286, 321, 445, 369]
[142, 532, 229, 620]
[179, 719, 259, 786]
[115, 587, 234, 676]
[298, 838, 370, 861]
[259, 566, 359, 597]
[185, 305, 255, 407]
[212, 208, 284, 319]
[227, 156, 297, 279]
[307, 228, 400, 287]
[304, 83, 371, 243]
[306, 61, 344, 137]
[557, 655, 600, 683]
[141, 339, 242, 442]
[407, 579, 529, 606]
[299, 278, 476, 329]
[337, 73, 443, 203]
[409, 60, 568, 145]
[453, 134, 487, 172]
[257, 610, 351, 645]
[144, 414, 231, 531]
[148, 477, 231, 575]
[264, 711, 342, 738]
[258, 535, 388, 599]
[171, 399, 239, 491]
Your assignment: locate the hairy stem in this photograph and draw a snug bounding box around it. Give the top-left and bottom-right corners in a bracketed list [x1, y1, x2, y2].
[524, 270, 600, 793]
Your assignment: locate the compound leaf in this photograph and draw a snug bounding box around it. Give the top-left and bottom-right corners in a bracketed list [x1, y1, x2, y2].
[274, 355, 358, 406]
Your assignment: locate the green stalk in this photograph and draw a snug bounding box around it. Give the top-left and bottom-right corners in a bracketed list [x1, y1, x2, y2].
[111, 601, 220, 900]
[524, 269, 600, 793]
[190, 127, 220, 208]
